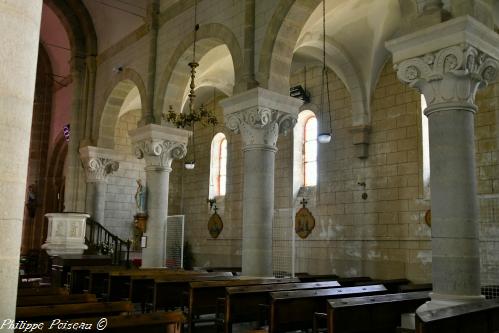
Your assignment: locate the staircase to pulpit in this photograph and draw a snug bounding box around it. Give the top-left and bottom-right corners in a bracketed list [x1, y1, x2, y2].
[84, 218, 131, 267]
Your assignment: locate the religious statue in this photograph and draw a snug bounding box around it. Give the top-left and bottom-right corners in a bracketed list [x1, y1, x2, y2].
[26, 184, 37, 218]
[135, 179, 146, 215]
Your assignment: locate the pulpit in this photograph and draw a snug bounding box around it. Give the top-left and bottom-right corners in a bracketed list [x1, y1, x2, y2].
[41, 213, 90, 256]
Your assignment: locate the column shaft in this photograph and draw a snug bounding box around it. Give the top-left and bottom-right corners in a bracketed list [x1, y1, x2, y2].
[86, 182, 107, 224]
[386, 16, 499, 309]
[242, 148, 275, 277]
[142, 167, 171, 267]
[0, 0, 42, 324]
[428, 104, 481, 299]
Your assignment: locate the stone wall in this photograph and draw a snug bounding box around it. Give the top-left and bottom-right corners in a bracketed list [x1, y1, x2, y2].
[171, 61, 499, 284]
[104, 109, 145, 241]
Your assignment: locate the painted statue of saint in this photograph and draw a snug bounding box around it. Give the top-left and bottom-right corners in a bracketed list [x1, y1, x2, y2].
[135, 179, 146, 214]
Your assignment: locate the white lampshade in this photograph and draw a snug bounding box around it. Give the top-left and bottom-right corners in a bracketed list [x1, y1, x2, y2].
[318, 132, 331, 144]
[184, 161, 195, 170]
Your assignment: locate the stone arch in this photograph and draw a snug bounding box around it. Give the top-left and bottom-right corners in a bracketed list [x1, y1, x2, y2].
[155, 23, 243, 121]
[257, 0, 320, 95]
[43, 0, 97, 57]
[96, 68, 147, 149]
[294, 34, 369, 125]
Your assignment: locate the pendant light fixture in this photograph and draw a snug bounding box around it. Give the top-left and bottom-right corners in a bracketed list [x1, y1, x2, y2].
[317, 0, 332, 144]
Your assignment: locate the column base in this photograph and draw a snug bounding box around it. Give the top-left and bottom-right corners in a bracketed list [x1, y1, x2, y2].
[417, 292, 485, 312]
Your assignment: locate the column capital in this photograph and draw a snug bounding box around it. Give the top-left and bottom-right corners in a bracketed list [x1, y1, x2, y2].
[386, 16, 499, 108]
[220, 87, 302, 151]
[129, 124, 190, 170]
[79, 146, 120, 183]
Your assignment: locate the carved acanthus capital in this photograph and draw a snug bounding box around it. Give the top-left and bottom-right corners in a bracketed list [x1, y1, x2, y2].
[225, 107, 297, 151]
[82, 157, 119, 183]
[79, 146, 120, 183]
[133, 138, 187, 170]
[395, 45, 498, 108]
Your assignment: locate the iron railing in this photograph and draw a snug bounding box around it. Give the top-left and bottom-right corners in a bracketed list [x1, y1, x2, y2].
[85, 218, 130, 266]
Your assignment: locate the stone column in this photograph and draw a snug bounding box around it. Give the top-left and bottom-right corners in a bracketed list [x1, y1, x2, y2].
[64, 57, 87, 212]
[129, 124, 190, 267]
[79, 146, 120, 223]
[0, 0, 42, 324]
[386, 16, 499, 309]
[220, 88, 301, 277]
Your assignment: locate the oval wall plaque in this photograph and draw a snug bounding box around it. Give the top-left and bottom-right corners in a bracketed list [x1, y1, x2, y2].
[208, 212, 223, 238]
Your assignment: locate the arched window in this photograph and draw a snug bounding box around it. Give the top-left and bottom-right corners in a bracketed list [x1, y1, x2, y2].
[209, 133, 227, 198]
[294, 110, 318, 187]
[304, 115, 318, 186]
[421, 95, 430, 196]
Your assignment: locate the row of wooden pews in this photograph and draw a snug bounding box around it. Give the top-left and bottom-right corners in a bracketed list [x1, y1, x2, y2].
[28, 263, 499, 333]
[16, 284, 185, 333]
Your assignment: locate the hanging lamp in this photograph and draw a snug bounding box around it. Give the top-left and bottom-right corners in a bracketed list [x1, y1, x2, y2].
[317, 0, 332, 144]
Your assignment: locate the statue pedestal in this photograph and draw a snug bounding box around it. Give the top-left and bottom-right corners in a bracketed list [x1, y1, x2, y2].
[133, 214, 148, 251]
[41, 213, 89, 255]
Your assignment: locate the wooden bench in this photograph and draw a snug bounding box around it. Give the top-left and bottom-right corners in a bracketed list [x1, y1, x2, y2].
[17, 287, 69, 297]
[222, 281, 341, 333]
[415, 298, 499, 333]
[70, 265, 128, 294]
[16, 301, 133, 321]
[153, 274, 240, 312]
[353, 278, 411, 293]
[268, 284, 387, 333]
[326, 291, 430, 333]
[17, 293, 98, 307]
[107, 269, 203, 301]
[39, 310, 185, 333]
[187, 278, 299, 333]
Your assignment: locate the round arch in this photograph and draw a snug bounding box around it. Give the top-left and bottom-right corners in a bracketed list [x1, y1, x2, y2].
[257, 0, 320, 94]
[43, 0, 97, 57]
[155, 23, 243, 120]
[96, 68, 147, 149]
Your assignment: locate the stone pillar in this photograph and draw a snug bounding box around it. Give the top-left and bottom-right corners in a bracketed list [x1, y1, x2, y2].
[129, 124, 190, 267]
[0, 0, 42, 324]
[386, 16, 499, 309]
[64, 57, 87, 212]
[220, 88, 301, 277]
[79, 146, 120, 223]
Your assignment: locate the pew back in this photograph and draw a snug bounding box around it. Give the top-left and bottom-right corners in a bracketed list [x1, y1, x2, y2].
[328, 291, 430, 333]
[224, 281, 341, 333]
[269, 284, 387, 333]
[16, 301, 133, 321]
[17, 294, 98, 307]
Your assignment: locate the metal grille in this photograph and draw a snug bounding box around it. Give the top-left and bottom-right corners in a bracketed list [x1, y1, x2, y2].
[479, 195, 499, 299]
[165, 215, 184, 269]
[272, 208, 294, 278]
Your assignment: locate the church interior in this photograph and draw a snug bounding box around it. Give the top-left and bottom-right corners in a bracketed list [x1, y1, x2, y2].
[2, 0, 499, 331]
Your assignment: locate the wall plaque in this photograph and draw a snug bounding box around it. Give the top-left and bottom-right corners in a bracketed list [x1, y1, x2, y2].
[208, 212, 223, 238]
[295, 198, 315, 239]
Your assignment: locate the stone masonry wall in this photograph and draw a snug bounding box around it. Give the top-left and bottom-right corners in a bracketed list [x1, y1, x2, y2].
[104, 109, 145, 242]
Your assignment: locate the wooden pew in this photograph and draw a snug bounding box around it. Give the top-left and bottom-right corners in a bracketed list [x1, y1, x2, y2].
[16, 301, 133, 321]
[353, 278, 411, 293]
[297, 274, 340, 282]
[398, 283, 432, 293]
[268, 284, 387, 333]
[39, 310, 185, 333]
[223, 281, 341, 333]
[326, 291, 430, 333]
[153, 274, 240, 312]
[70, 265, 129, 294]
[107, 269, 203, 301]
[17, 287, 68, 297]
[187, 278, 299, 333]
[415, 298, 499, 333]
[17, 294, 98, 307]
